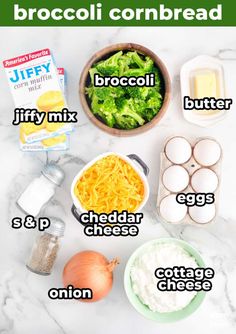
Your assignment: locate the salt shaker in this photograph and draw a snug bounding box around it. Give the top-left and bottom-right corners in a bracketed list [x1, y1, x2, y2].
[26, 217, 65, 275]
[17, 163, 65, 216]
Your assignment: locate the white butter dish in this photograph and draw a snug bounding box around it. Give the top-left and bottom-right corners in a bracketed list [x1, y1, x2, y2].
[180, 55, 227, 127]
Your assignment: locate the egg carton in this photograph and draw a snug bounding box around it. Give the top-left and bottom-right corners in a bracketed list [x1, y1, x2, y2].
[157, 136, 222, 226]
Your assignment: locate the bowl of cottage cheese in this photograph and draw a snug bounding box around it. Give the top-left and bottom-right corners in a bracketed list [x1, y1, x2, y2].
[124, 238, 206, 322]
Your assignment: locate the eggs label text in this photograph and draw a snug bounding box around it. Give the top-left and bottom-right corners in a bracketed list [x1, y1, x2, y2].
[176, 193, 215, 206]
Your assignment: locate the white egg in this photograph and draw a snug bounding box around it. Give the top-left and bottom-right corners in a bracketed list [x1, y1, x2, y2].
[193, 139, 221, 166]
[189, 204, 216, 224]
[165, 137, 192, 164]
[160, 194, 187, 223]
[162, 165, 189, 192]
[191, 168, 218, 193]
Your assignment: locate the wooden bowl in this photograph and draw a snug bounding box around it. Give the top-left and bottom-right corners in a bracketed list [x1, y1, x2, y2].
[79, 43, 171, 136]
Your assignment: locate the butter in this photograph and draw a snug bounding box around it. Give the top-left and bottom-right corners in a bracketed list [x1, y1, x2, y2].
[3, 49, 73, 144]
[194, 70, 219, 99]
[192, 69, 220, 115]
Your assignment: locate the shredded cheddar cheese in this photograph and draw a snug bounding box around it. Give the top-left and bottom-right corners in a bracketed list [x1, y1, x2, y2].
[74, 155, 145, 213]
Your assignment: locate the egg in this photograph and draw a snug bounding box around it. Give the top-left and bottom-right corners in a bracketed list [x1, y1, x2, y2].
[189, 204, 216, 224]
[165, 137, 192, 164]
[160, 194, 187, 223]
[162, 165, 189, 192]
[193, 139, 221, 166]
[191, 168, 218, 193]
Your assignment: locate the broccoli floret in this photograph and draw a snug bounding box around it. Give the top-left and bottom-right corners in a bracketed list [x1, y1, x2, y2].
[111, 86, 125, 98]
[92, 86, 125, 101]
[118, 55, 132, 76]
[95, 51, 123, 76]
[145, 109, 157, 122]
[132, 98, 147, 116]
[126, 51, 154, 72]
[88, 67, 100, 85]
[93, 87, 111, 100]
[126, 86, 150, 100]
[91, 95, 116, 127]
[152, 67, 162, 89]
[85, 86, 94, 99]
[115, 99, 145, 129]
[115, 115, 138, 129]
[146, 96, 162, 110]
[143, 56, 154, 72]
[123, 68, 147, 77]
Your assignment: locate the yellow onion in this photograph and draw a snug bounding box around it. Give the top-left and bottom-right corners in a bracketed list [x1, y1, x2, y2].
[63, 250, 119, 302]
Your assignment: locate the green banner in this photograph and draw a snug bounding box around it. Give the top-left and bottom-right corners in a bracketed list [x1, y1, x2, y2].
[0, 0, 235, 26]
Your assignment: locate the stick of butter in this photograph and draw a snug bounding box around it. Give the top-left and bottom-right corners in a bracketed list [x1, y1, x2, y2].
[194, 70, 219, 99]
[193, 69, 219, 115]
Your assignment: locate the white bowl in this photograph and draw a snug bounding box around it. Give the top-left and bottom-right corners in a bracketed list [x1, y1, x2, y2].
[71, 152, 150, 217]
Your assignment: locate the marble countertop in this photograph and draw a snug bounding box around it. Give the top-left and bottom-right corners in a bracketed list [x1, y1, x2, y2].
[0, 27, 236, 334]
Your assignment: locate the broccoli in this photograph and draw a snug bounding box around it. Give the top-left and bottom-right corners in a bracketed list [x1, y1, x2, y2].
[86, 50, 164, 130]
[91, 95, 116, 127]
[93, 87, 111, 100]
[88, 68, 99, 85]
[127, 51, 154, 72]
[115, 99, 145, 129]
[123, 68, 148, 77]
[89, 86, 125, 101]
[132, 98, 147, 116]
[118, 55, 132, 76]
[110, 86, 125, 98]
[125, 86, 150, 100]
[85, 86, 94, 99]
[147, 96, 163, 110]
[152, 67, 162, 89]
[95, 51, 122, 76]
[115, 115, 138, 130]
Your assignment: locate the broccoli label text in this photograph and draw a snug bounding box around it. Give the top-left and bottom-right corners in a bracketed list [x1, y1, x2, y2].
[94, 73, 155, 87]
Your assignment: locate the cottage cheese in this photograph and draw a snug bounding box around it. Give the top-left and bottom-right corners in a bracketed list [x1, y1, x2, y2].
[130, 243, 198, 313]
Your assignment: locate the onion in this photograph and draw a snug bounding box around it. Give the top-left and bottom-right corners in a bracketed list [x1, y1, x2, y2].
[63, 250, 119, 302]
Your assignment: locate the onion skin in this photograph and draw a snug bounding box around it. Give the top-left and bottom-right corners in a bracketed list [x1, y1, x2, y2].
[63, 251, 119, 302]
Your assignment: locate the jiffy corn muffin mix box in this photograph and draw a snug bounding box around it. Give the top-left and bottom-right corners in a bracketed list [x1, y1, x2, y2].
[58, 67, 65, 92]
[20, 68, 69, 152]
[3, 49, 73, 144]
